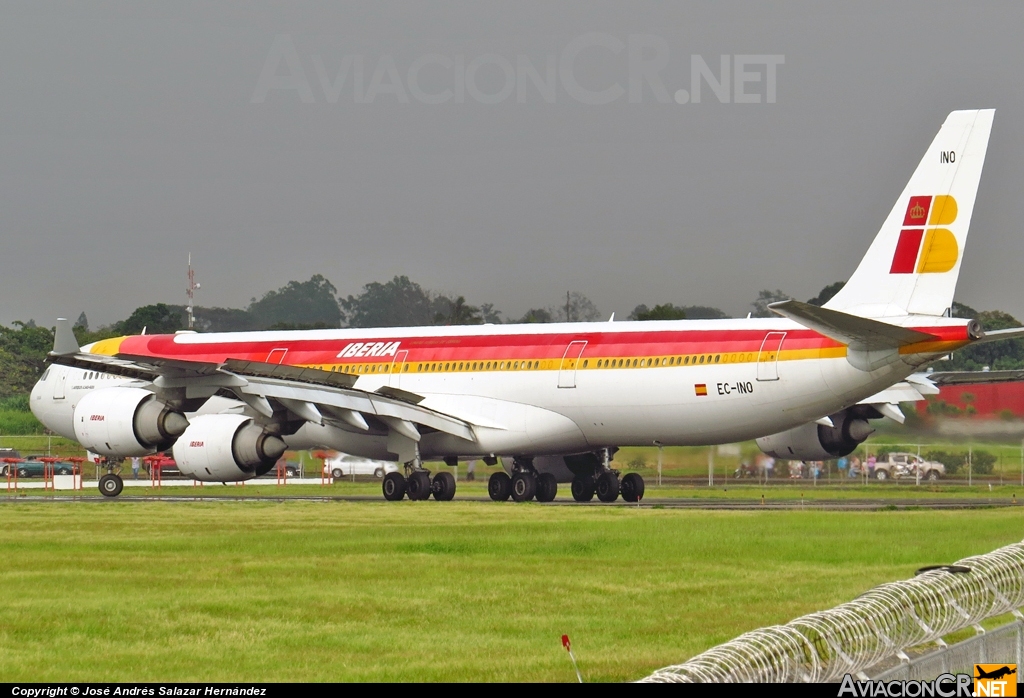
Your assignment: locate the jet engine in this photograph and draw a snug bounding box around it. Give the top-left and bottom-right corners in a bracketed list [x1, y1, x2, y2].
[73, 387, 189, 457]
[756, 409, 875, 461]
[172, 414, 287, 482]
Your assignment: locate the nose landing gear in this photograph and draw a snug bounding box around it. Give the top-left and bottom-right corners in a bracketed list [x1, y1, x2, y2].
[99, 472, 123, 498]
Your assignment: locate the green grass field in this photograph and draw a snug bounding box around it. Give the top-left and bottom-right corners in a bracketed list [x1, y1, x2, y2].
[2, 501, 1023, 682]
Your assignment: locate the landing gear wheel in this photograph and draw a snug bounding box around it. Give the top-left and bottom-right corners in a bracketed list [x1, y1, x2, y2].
[536, 473, 558, 502]
[571, 477, 595, 502]
[596, 471, 620, 502]
[431, 472, 457, 501]
[488, 472, 512, 501]
[620, 473, 645, 502]
[99, 473, 123, 498]
[382, 472, 407, 501]
[407, 471, 432, 500]
[511, 471, 537, 502]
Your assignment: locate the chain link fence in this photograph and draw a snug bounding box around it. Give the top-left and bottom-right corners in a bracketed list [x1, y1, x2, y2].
[639, 539, 1024, 683]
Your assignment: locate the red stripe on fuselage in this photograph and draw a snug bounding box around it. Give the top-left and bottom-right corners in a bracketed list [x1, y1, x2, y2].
[113, 324, 971, 367]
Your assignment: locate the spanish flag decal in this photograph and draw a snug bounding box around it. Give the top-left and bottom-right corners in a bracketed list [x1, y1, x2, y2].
[695, 384, 708, 396]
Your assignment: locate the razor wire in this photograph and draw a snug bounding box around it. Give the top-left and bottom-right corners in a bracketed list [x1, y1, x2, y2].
[639, 538, 1024, 683]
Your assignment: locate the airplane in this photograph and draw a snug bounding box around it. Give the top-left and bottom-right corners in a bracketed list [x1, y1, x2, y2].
[975, 666, 1017, 681]
[30, 109, 1024, 503]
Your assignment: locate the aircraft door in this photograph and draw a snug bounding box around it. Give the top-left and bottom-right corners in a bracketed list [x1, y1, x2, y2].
[267, 348, 288, 365]
[756, 332, 786, 381]
[54, 370, 66, 400]
[558, 340, 588, 389]
[389, 350, 409, 388]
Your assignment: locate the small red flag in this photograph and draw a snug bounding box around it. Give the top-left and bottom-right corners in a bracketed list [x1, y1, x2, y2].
[561, 635, 571, 651]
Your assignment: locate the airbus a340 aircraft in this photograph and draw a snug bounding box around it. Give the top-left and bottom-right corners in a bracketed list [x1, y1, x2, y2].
[30, 109, 1022, 502]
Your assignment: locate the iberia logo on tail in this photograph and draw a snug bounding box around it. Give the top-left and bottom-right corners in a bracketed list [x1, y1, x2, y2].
[890, 195, 959, 274]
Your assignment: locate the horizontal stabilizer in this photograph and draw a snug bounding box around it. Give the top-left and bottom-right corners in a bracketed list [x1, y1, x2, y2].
[769, 300, 937, 349]
[770, 300, 939, 372]
[970, 326, 1024, 345]
[927, 369, 1024, 386]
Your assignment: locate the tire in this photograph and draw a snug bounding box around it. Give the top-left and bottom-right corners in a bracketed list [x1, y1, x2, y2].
[58, 468, 71, 475]
[17, 467, 28, 478]
[571, 477, 595, 502]
[374, 467, 384, 479]
[620, 473, 645, 502]
[511, 471, 537, 502]
[382, 471, 407, 501]
[927, 470, 939, 481]
[875, 469, 888, 481]
[332, 468, 344, 479]
[431, 472, 457, 501]
[596, 471, 620, 502]
[488, 472, 512, 501]
[286, 467, 297, 477]
[99, 473, 123, 497]
[536, 473, 558, 502]
[407, 471, 433, 501]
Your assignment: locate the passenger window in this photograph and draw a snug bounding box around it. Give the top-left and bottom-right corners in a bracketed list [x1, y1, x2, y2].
[582, 360, 588, 368]
[699, 356, 704, 364]
[715, 355, 720, 363]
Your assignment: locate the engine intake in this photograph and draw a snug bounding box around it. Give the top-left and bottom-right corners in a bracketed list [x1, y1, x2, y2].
[172, 414, 287, 482]
[756, 410, 875, 461]
[74, 387, 189, 457]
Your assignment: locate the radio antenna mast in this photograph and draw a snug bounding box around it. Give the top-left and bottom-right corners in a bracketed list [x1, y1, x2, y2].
[186, 253, 200, 330]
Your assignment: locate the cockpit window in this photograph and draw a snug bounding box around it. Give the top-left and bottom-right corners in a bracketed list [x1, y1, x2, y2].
[40, 368, 50, 381]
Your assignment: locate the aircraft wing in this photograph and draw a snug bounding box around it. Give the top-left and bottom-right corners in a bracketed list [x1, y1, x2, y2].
[47, 321, 477, 444]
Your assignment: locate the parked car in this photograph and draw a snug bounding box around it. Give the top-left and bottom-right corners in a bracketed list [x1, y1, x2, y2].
[873, 452, 945, 481]
[2, 459, 76, 477]
[323, 453, 398, 479]
[255, 460, 300, 478]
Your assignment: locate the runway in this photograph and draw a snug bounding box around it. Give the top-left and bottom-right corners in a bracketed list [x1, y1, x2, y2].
[1, 493, 1017, 510]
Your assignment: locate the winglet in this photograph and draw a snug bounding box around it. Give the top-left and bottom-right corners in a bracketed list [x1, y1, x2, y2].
[52, 318, 80, 356]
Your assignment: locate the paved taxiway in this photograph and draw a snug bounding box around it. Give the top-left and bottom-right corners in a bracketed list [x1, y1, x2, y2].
[1, 495, 1017, 510]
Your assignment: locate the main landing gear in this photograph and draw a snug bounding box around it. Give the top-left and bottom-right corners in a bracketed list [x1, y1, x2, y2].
[487, 457, 558, 503]
[572, 469, 644, 503]
[486, 452, 644, 504]
[382, 461, 457, 502]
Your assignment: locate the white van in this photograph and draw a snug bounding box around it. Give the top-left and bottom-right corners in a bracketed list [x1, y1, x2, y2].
[323, 453, 398, 479]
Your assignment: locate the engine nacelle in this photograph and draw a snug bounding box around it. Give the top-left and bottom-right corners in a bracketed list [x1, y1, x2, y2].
[172, 414, 287, 482]
[73, 387, 189, 457]
[756, 410, 874, 461]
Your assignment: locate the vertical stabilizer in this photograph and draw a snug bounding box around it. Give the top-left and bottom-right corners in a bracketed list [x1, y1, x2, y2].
[824, 109, 994, 318]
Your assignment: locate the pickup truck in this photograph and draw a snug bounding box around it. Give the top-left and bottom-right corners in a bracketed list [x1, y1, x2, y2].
[873, 452, 945, 481]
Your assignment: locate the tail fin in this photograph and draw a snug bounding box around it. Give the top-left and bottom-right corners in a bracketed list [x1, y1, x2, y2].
[824, 109, 994, 318]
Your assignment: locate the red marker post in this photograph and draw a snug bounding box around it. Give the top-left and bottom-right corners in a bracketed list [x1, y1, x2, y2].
[561, 634, 582, 683]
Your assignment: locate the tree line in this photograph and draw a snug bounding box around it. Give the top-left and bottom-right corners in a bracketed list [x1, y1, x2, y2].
[2, 274, 1022, 409]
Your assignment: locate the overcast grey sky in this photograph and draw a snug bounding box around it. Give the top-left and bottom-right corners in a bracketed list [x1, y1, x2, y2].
[2, 1, 1023, 327]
